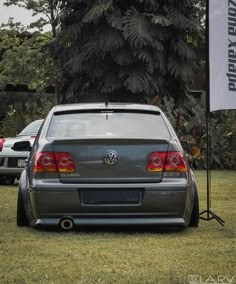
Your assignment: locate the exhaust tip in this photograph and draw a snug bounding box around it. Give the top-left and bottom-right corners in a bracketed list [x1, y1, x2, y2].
[59, 217, 74, 231]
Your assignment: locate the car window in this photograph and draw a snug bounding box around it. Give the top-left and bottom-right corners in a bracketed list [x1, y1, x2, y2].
[47, 112, 171, 138]
[18, 120, 43, 136]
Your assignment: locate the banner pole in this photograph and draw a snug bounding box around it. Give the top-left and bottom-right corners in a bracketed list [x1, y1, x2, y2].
[206, 0, 211, 219]
[199, 0, 224, 226]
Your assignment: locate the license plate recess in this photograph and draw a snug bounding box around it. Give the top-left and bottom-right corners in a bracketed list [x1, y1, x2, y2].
[80, 189, 144, 205]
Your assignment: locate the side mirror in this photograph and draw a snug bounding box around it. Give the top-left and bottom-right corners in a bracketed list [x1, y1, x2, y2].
[12, 141, 32, 152]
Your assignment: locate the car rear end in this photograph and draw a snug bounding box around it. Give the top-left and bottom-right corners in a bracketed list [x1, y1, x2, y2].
[0, 137, 31, 184]
[0, 119, 43, 185]
[25, 104, 194, 229]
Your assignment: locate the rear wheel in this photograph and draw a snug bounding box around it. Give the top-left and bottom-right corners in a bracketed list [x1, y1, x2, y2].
[189, 186, 199, 227]
[17, 188, 29, 227]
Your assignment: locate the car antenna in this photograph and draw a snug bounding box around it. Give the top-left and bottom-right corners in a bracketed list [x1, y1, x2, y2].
[105, 94, 109, 120]
[105, 94, 108, 108]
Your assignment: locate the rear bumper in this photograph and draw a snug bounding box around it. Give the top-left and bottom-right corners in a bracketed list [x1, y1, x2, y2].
[0, 167, 23, 175]
[0, 156, 26, 176]
[27, 178, 192, 227]
[33, 216, 186, 228]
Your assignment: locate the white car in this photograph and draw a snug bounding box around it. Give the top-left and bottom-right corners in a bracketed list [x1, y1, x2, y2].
[0, 119, 43, 185]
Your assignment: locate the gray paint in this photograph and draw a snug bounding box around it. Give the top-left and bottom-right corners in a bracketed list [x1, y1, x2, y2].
[18, 103, 198, 229]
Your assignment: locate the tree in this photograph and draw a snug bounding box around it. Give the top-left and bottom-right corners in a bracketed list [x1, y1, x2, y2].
[53, 0, 202, 103]
[3, 0, 61, 36]
[3, 0, 63, 102]
[0, 21, 56, 133]
[0, 19, 54, 92]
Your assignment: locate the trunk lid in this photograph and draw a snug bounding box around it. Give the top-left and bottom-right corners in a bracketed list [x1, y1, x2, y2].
[52, 138, 169, 183]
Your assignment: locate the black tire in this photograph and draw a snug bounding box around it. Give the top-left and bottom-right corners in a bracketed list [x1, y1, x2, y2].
[0, 176, 4, 185]
[1, 176, 15, 185]
[17, 188, 29, 227]
[189, 186, 199, 227]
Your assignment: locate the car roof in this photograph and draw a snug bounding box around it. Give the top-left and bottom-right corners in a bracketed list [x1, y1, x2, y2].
[51, 103, 162, 113]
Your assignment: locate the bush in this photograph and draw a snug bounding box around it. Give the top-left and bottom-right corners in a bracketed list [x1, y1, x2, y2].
[0, 96, 55, 137]
[155, 93, 236, 170]
[0, 106, 18, 137]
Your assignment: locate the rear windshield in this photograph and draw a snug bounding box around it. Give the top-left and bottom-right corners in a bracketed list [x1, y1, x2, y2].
[47, 112, 171, 139]
[18, 120, 43, 136]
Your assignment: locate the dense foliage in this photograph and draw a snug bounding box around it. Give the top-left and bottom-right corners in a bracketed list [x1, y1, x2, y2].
[0, 98, 55, 137]
[0, 22, 53, 91]
[3, 0, 63, 102]
[158, 95, 236, 170]
[0, 20, 56, 134]
[53, 0, 202, 103]
[1, 0, 235, 169]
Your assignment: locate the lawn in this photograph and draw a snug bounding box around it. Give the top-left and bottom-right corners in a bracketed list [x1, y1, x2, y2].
[0, 171, 235, 284]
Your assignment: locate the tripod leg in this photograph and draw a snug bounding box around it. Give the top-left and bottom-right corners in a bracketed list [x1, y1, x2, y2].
[209, 210, 225, 226]
[199, 210, 225, 226]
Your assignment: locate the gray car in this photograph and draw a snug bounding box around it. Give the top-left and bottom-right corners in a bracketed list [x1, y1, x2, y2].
[13, 103, 199, 230]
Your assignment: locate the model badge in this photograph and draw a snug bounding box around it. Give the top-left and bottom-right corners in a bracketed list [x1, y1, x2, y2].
[104, 151, 118, 165]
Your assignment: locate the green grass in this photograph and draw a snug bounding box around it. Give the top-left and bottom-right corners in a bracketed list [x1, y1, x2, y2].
[0, 171, 235, 284]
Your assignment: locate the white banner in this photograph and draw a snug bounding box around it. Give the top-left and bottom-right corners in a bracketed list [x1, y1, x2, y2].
[209, 0, 236, 111]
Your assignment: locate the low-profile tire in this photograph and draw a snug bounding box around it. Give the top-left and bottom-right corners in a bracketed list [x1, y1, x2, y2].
[17, 188, 29, 227]
[189, 186, 199, 227]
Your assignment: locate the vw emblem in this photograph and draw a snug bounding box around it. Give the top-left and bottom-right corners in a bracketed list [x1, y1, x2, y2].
[104, 151, 118, 165]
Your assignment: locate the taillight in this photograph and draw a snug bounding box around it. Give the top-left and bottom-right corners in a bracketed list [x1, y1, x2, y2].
[0, 138, 5, 152]
[165, 152, 187, 172]
[146, 152, 166, 172]
[34, 152, 57, 172]
[147, 151, 187, 172]
[55, 152, 75, 172]
[34, 152, 75, 173]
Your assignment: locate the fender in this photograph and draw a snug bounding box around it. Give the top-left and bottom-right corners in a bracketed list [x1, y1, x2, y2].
[186, 169, 198, 225]
[19, 169, 34, 226]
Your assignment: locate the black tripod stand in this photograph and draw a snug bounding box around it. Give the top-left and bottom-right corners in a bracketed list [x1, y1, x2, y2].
[198, 109, 225, 226]
[199, 0, 225, 227]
